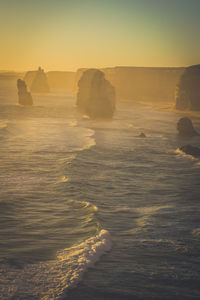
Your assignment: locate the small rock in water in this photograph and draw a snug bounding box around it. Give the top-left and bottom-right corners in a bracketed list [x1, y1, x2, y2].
[177, 117, 199, 137]
[137, 132, 146, 138]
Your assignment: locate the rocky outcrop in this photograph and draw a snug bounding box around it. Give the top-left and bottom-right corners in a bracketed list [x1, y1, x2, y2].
[30, 67, 50, 93]
[137, 132, 146, 138]
[176, 65, 200, 110]
[76, 69, 115, 118]
[17, 79, 33, 106]
[76, 67, 183, 101]
[24, 71, 36, 88]
[177, 117, 199, 137]
[180, 144, 200, 157]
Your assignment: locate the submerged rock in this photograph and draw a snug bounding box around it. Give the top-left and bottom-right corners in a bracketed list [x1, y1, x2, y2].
[175, 65, 200, 110]
[17, 79, 33, 106]
[30, 67, 50, 93]
[76, 69, 115, 118]
[180, 144, 200, 157]
[177, 117, 199, 137]
[137, 132, 146, 138]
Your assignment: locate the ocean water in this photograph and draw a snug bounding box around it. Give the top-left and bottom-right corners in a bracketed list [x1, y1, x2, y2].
[0, 80, 200, 300]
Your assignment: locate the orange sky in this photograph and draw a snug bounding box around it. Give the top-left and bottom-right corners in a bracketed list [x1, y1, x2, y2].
[0, 0, 200, 71]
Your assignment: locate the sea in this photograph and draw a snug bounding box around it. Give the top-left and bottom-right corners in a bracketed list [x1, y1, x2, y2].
[0, 79, 200, 300]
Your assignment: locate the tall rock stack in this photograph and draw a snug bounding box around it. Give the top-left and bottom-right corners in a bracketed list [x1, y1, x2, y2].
[176, 65, 200, 110]
[17, 79, 33, 106]
[30, 67, 50, 93]
[76, 69, 116, 118]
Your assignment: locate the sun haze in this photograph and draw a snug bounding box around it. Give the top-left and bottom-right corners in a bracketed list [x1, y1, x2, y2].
[0, 0, 200, 71]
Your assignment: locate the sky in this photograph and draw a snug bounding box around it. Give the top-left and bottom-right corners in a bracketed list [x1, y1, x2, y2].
[0, 0, 200, 71]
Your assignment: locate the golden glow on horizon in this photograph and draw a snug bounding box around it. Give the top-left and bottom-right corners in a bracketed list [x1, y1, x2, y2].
[0, 0, 199, 71]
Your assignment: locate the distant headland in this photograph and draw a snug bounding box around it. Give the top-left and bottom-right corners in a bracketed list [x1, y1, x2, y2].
[2, 65, 200, 111]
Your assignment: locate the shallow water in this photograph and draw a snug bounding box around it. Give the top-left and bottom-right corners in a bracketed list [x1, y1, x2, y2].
[0, 81, 200, 299]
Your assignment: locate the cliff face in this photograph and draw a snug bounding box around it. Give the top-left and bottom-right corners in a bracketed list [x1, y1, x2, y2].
[23, 66, 184, 101]
[47, 71, 75, 91]
[77, 69, 115, 118]
[17, 79, 33, 106]
[175, 65, 200, 110]
[75, 67, 184, 101]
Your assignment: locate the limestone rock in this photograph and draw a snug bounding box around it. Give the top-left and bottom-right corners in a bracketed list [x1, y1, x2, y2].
[30, 67, 50, 93]
[17, 79, 33, 106]
[176, 65, 200, 110]
[177, 117, 199, 137]
[24, 71, 37, 88]
[76, 69, 115, 119]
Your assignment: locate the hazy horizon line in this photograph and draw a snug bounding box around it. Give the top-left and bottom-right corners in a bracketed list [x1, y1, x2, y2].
[0, 64, 195, 74]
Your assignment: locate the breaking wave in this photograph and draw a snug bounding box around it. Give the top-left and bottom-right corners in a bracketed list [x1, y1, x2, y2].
[175, 148, 198, 161]
[0, 230, 111, 300]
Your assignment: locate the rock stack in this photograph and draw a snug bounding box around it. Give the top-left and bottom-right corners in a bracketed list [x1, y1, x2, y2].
[17, 79, 33, 106]
[176, 65, 200, 110]
[30, 67, 50, 93]
[76, 69, 115, 119]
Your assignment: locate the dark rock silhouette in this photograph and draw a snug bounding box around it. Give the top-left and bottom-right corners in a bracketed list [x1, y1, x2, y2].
[30, 67, 50, 93]
[180, 144, 200, 157]
[177, 117, 199, 137]
[76, 69, 115, 118]
[176, 65, 200, 110]
[76, 67, 183, 102]
[137, 132, 146, 138]
[17, 79, 33, 106]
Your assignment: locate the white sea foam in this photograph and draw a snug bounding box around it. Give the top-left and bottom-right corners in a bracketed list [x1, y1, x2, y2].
[113, 205, 172, 214]
[0, 230, 111, 300]
[193, 161, 200, 168]
[83, 128, 96, 149]
[0, 123, 7, 129]
[68, 121, 78, 127]
[68, 199, 98, 212]
[112, 205, 172, 228]
[60, 176, 69, 182]
[175, 148, 198, 161]
[192, 227, 200, 238]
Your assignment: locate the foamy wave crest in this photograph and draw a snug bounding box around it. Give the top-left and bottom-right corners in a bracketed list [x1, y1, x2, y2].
[0, 230, 111, 300]
[83, 128, 96, 149]
[59, 176, 69, 182]
[68, 121, 78, 127]
[0, 122, 9, 137]
[68, 199, 98, 212]
[112, 205, 172, 229]
[175, 148, 198, 161]
[192, 228, 200, 238]
[193, 161, 200, 168]
[0, 123, 8, 130]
